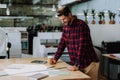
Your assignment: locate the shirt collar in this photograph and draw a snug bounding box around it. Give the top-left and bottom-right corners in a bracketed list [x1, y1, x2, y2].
[69, 15, 78, 27]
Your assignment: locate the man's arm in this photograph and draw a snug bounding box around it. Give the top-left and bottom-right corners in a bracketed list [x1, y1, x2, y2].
[54, 32, 66, 62]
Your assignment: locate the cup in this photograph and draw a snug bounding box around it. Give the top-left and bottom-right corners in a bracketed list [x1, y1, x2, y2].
[47, 56, 54, 65]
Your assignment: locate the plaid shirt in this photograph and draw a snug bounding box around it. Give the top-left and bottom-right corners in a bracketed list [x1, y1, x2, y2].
[54, 16, 99, 69]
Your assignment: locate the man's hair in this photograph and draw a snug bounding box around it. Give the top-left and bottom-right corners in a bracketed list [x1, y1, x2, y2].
[42, 23, 45, 25]
[57, 6, 71, 17]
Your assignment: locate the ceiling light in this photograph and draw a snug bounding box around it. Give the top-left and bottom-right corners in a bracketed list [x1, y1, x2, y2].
[20, 18, 25, 21]
[0, 16, 33, 19]
[52, 5, 56, 11]
[6, 8, 10, 15]
[33, 0, 40, 4]
[32, 6, 40, 10]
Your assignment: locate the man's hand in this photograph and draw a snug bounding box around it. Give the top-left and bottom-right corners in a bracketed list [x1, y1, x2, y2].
[67, 65, 78, 71]
[52, 59, 57, 64]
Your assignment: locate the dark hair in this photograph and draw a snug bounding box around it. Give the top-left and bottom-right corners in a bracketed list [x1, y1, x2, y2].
[42, 23, 45, 25]
[57, 6, 71, 16]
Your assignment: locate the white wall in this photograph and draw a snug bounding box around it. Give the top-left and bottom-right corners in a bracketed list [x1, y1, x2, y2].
[89, 24, 120, 46]
[59, 0, 120, 24]
[0, 28, 7, 57]
[3, 27, 27, 31]
[7, 32, 21, 58]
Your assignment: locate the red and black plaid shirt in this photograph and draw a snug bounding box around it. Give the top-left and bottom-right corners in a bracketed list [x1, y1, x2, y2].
[54, 16, 99, 69]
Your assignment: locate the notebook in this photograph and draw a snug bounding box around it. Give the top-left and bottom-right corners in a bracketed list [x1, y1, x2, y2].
[29, 73, 48, 80]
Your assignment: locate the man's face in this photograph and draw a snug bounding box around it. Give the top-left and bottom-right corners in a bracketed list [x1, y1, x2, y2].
[58, 14, 71, 26]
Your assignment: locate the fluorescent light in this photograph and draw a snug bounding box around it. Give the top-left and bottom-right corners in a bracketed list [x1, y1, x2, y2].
[0, 16, 34, 19]
[52, 5, 56, 11]
[6, 8, 10, 15]
[76, 13, 84, 16]
[32, 6, 40, 10]
[0, 4, 7, 8]
[32, 0, 40, 4]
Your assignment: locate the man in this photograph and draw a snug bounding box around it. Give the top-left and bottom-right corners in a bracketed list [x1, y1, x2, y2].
[53, 6, 99, 80]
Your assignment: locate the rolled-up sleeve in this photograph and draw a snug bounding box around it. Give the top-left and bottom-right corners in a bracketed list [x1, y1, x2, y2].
[54, 31, 66, 61]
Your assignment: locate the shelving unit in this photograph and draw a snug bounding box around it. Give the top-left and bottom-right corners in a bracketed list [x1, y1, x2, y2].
[21, 31, 28, 54]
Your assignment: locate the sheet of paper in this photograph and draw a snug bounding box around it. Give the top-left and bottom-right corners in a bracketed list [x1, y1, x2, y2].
[7, 64, 24, 69]
[48, 70, 69, 77]
[0, 71, 8, 76]
[3, 63, 69, 79]
[29, 73, 49, 80]
[4, 64, 48, 76]
[112, 54, 120, 58]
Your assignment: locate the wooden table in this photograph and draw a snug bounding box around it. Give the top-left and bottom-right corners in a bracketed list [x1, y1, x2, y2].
[0, 58, 91, 80]
[102, 54, 120, 61]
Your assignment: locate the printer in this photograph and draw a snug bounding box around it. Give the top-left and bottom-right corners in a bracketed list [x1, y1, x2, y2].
[101, 41, 120, 53]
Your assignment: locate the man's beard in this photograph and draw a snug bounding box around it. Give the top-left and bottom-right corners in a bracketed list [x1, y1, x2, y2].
[63, 19, 71, 26]
[63, 22, 68, 26]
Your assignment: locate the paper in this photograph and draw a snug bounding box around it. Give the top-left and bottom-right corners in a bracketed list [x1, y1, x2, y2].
[7, 64, 24, 69]
[112, 54, 120, 58]
[49, 70, 69, 77]
[4, 64, 48, 76]
[3, 63, 69, 79]
[29, 73, 48, 80]
[0, 71, 8, 76]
